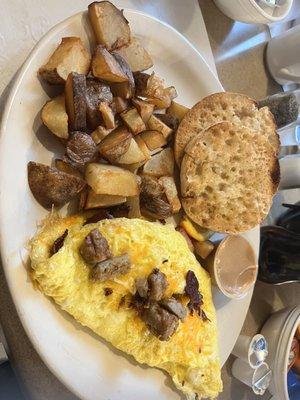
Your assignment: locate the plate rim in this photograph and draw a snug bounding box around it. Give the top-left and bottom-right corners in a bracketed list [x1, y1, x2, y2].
[0, 8, 256, 400]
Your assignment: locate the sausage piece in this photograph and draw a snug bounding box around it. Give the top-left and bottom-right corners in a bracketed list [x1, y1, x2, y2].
[80, 229, 111, 264]
[90, 254, 131, 282]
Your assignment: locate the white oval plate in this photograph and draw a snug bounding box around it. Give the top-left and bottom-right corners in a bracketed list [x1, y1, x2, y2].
[0, 9, 258, 400]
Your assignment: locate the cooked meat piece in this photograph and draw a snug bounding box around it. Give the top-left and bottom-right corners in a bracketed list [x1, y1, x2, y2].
[66, 132, 97, 165]
[141, 302, 179, 341]
[147, 268, 168, 301]
[51, 230, 68, 255]
[86, 79, 113, 128]
[160, 297, 187, 321]
[135, 277, 149, 298]
[155, 114, 179, 131]
[185, 270, 203, 314]
[90, 254, 131, 282]
[80, 229, 111, 264]
[140, 176, 172, 219]
[83, 209, 114, 225]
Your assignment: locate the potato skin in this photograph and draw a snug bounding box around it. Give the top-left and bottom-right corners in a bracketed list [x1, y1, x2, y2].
[27, 162, 86, 209]
[86, 79, 113, 129]
[65, 72, 87, 132]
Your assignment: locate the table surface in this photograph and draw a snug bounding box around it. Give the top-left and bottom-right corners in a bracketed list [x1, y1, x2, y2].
[0, 1, 299, 399]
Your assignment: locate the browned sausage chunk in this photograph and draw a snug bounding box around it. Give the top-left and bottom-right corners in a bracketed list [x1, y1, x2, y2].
[80, 229, 111, 264]
[90, 254, 131, 282]
[160, 297, 187, 321]
[147, 268, 168, 301]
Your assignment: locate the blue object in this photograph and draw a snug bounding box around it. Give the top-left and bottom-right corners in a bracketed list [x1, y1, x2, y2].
[288, 369, 300, 400]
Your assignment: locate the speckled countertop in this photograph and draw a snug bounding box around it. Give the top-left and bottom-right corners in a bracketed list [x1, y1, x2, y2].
[0, 1, 299, 399]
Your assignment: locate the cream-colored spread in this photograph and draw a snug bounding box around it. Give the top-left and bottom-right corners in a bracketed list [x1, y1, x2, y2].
[215, 236, 257, 298]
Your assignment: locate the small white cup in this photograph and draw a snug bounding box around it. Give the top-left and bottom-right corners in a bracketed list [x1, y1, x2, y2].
[232, 334, 268, 368]
[267, 25, 300, 85]
[232, 359, 272, 395]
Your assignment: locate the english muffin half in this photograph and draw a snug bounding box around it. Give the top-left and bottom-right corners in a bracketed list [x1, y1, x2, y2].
[174, 92, 279, 165]
[180, 122, 280, 234]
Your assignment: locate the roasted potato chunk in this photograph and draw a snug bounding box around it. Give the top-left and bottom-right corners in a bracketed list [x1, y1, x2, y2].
[114, 37, 153, 72]
[167, 101, 189, 122]
[99, 102, 115, 129]
[143, 148, 174, 177]
[28, 161, 86, 209]
[120, 108, 145, 134]
[98, 126, 132, 162]
[156, 113, 179, 131]
[92, 45, 128, 83]
[194, 241, 214, 260]
[85, 189, 126, 209]
[140, 175, 172, 220]
[91, 125, 113, 144]
[134, 135, 151, 160]
[159, 176, 181, 213]
[147, 115, 172, 139]
[54, 159, 83, 178]
[110, 53, 135, 99]
[132, 98, 154, 123]
[41, 95, 68, 140]
[117, 138, 146, 164]
[66, 132, 97, 165]
[38, 37, 90, 84]
[85, 163, 139, 196]
[86, 79, 113, 129]
[65, 72, 87, 131]
[88, 1, 131, 50]
[139, 130, 167, 150]
[113, 97, 129, 113]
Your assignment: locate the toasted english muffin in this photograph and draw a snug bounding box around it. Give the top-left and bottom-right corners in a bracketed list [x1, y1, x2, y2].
[181, 122, 280, 234]
[29, 215, 222, 400]
[174, 92, 279, 165]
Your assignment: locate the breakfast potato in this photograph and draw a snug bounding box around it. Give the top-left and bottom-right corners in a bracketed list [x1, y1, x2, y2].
[114, 37, 153, 72]
[139, 130, 167, 150]
[88, 1, 131, 50]
[126, 195, 141, 218]
[54, 159, 83, 178]
[147, 115, 172, 139]
[28, 161, 86, 209]
[85, 188, 126, 209]
[98, 126, 132, 162]
[143, 148, 174, 177]
[113, 97, 129, 113]
[132, 98, 154, 123]
[85, 163, 139, 196]
[159, 176, 181, 213]
[92, 45, 128, 83]
[65, 72, 87, 131]
[38, 37, 91, 84]
[194, 240, 215, 260]
[167, 100, 189, 122]
[156, 113, 179, 131]
[120, 108, 145, 134]
[66, 132, 97, 166]
[134, 135, 151, 161]
[41, 95, 68, 140]
[117, 138, 146, 164]
[86, 79, 113, 129]
[110, 53, 135, 99]
[91, 125, 113, 144]
[99, 102, 116, 129]
[180, 217, 213, 242]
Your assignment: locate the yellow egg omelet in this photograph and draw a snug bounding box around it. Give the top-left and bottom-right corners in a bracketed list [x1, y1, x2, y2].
[29, 215, 222, 399]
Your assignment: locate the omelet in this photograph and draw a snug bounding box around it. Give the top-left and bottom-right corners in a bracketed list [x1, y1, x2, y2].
[29, 215, 222, 399]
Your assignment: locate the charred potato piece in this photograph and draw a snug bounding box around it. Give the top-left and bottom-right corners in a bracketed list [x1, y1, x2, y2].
[92, 45, 128, 83]
[167, 101, 189, 122]
[134, 72, 150, 93]
[126, 195, 141, 218]
[41, 95, 68, 140]
[65, 72, 87, 131]
[117, 138, 146, 164]
[85, 189, 126, 209]
[86, 79, 113, 129]
[91, 125, 113, 144]
[120, 108, 145, 135]
[140, 175, 172, 220]
[159, 176, 181, 213]
[98, 126, 132, 162]
[28, 161, 86, 209]
[113, 97, 129, 113]
[143, 148, 174, 177]
[85, 163, 139, 196]
[99, 102, 115, 129]
[139, 130, 167, 150]
[155, 114, 179, 131]
[66, 132, 97, 165]
[110, 53, 135, 99]
[132, 98, 154, 123]
[147, 114, 172, 139]
[38, 37, 91, 84]
[54, 159, 83, 178]
[194, 241, 214, 260]
[114, 37, 153, 72]
[88, 1, 131, 51]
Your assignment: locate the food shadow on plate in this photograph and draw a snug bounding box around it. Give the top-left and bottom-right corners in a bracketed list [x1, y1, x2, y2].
[49, 299, 185, 399]
[212, 286, 231, 310]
